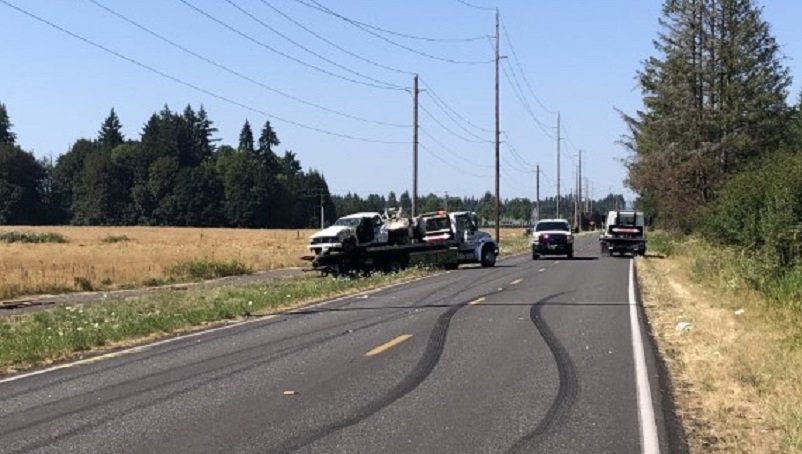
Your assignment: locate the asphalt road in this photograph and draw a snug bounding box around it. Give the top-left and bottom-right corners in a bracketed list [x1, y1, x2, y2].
[0, 236, 679, 454]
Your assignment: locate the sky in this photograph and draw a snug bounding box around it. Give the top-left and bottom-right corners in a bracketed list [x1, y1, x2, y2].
[1, 0, 801, 204]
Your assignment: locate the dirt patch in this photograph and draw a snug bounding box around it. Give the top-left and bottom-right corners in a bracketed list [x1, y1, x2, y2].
[637, 255, 801, 453]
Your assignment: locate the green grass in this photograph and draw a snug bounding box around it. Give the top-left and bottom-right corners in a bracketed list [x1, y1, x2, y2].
[101, 234, 131, 244]
[0, 231, 67, 244]
[166, 258, 251, 281]
[0, 269, 433, 372]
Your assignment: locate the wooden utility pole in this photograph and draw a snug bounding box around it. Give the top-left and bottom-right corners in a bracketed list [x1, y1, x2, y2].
[412, 74, 419, 217]
[536, 165, 540, 224]
[556, 112, 561, 219]
[494, 8, 501, 242]
[578, 149, 582, 231]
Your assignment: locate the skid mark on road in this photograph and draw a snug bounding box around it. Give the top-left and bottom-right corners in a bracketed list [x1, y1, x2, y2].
[276, 298, 467, 452]
[506, 294, 579, 453]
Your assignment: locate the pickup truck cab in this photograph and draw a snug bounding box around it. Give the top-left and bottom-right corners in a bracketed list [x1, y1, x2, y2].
[531, 219, 574, 259]
[308, 212, 388, 255]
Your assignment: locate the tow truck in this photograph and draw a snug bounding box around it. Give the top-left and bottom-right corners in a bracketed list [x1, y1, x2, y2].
[599, 210, 647, 256]
[302, 210, 498, 277]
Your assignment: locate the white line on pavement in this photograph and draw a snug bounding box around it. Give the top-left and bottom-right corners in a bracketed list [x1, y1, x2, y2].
[629, 259, 661, 454]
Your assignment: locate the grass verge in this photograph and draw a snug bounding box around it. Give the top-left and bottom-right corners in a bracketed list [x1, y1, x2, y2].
[638, 233, 802, 453]
[0, 268, 435, 374]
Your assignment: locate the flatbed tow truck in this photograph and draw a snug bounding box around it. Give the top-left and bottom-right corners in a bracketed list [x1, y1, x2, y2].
[302, 210, 497, 277]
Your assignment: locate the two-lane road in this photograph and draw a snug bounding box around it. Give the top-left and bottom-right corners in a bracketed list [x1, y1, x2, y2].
[0, 236, 677, 453]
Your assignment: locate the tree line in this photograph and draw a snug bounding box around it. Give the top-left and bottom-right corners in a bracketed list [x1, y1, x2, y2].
[0, 102, 624, 229]
[624, 0, 802, 279]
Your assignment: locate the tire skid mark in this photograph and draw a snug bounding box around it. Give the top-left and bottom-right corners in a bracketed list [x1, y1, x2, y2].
[506, 294, 580, 453]
[276, 300, 465, 452]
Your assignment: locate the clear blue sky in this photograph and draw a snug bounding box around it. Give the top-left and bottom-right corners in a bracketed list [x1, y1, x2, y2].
[2, 0, 800, 203]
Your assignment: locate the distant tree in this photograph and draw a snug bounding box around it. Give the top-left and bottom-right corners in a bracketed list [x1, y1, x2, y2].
[0, 143, 46, 224]
[238, 120, 255, 154]
[0, 102, 16, 145]
[257, 120, 280, 158]
[399, 191, 411, 213]
[98, 108, 124, 152]
[52, 139, 98, 223]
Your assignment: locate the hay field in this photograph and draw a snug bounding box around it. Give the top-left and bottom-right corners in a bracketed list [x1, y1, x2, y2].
[0, 226, 316, 300]
[0, 226, 528, 300]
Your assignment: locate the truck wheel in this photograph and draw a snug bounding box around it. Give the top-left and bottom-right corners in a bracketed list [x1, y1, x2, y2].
[567, 247, 574, 259]
[481, 245, 497, 267]
[532, 247, 539, 260]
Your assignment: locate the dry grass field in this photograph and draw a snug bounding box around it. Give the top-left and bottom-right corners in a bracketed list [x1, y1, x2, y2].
[0, 226, 316, 300]
[0, 226, 528, 300]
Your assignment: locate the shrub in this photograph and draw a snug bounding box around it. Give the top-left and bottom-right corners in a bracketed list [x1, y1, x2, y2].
[0, 231, 67, 244]
[167, 258, 251, 281]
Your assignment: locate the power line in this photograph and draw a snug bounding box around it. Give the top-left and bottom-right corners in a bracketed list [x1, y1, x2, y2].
[419, 127, 492, 168]
[222, 0, 405, 90]
[295, 0, 495, 65]
[499, 14, 556, 115]
[256, 0, 414, 75]
[419, 144, 490, 179]
[499, 56, 555, 140]
[0, 0, 409, 145]
[299, 0, 488, 43]
[454, 0, 496, 12]
[177, 0, 404, 91]
[85, 0, 409, 128]
[420, 103, 492, 144]
[422, 91, 492, 142]
[420, 78, 494, 133]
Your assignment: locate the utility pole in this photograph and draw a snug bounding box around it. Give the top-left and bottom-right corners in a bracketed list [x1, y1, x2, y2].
[494, 8, 501, 243]
[444, 191, 449, 212]
[412, 74, 419, 217]
[556, 112, 561, 219]
[578, 149, 582, 231]
[535, 164, 540, 224]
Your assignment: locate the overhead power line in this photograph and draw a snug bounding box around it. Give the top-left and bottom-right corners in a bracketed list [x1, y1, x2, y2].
[419, 127, 492, 169]
[256, 0, 414, 75]
[420, 78, 494, 134]
[499, 14, 557, 115]
[454, 0, 496, 12]
[0, 0, 408, 144]
[422, 91, 492, 142]
[295, 0, 495, 65]
[419, 144, 490, 179]
[420, 103, 492, 144]
[222, 0, 405, 89]
[177, 0, 404, 91]
[299, 0, 488, 43]
[86, 0, 409, 128]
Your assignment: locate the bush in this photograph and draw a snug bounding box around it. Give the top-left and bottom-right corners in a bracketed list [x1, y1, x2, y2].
[0, 231, 67, 244]
[102, 234, 131, 243]
[167, 258, 251, 281]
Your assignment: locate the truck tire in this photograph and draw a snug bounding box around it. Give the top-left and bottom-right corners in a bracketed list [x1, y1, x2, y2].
[567, 247, 574, 259]
[532, 246, 539, 260]
[481, 245, 497, 267]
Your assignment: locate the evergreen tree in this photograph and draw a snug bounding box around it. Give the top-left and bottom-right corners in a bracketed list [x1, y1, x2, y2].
[0, 143, 46, 224]
[622, 0, 792, 229]
[257, 120, 280, 158]
[0, 102, 16, 145]
[98, 108, 124, 152]
[238, 120, 255, 154]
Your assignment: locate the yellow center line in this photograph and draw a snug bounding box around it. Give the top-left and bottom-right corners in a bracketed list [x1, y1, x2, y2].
[554, 261, 561, 264]
[468, 297, 486, 306]
[538, 268, 546, 272]
[510, 278, 523, 285]
[365, 334, 413, 357]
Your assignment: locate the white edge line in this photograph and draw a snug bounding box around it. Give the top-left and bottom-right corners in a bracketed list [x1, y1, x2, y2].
[629, 258, 661, 454]
[0, 271, 449, 385]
